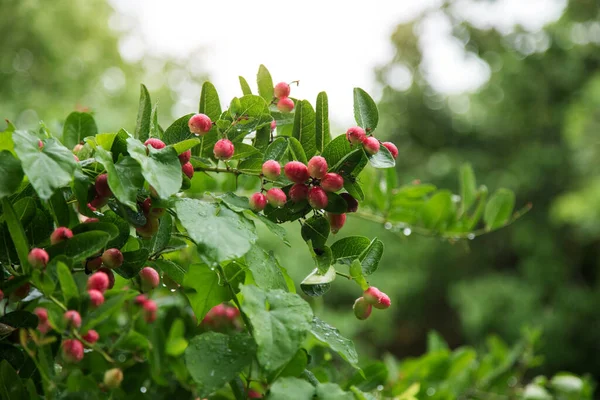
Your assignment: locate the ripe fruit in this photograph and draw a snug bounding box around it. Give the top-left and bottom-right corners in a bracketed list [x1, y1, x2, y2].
[262, 160, 281, 180]
[64, 310, 82, 329]
[320, 173, 344, 192]
[274, 82, 291, 98]
[289, 183, 309, 202]
[143, 299, 158, 323]
[353, 297, 372, 320]
[62, 339, 84, 363]
[213, 139, 234, 160]
[141, 198, 152, 216]
[95, 173, 112, 198]
[88, 289, 104, 307]
[135, 294, 148, 306]
[182, 162, 194, 179]
[270, 120, 277, 131]
[34, 307, 48, 323]
[363, 136, 380, 155]
[382, 142, 398, 159]
[188, 113, 212, 135]
[140, 267, 160, 292]
[38, 140, 44, 149]
[88, 195, 108, 210]
[327, 213, 347, 234]
[82, 330, 99, 344]
[144, 138, 166, 150]
[50, 227, 73, 245]
[178, 149, 191, 164]
[266, 188, 287, 208]
[308, 186, 328, 209]
[373, 292, 391, 310]
[248, 389, 262, 399]
[98, 267, 115, 290]
[307, 156, 328, 179]
[101, 248, 123, 269]
[277, 97, 294, 112]
[136, 217, 159, 238]
[284, 161, 310, 183]
[86, 256, 103, 271]
[346, 126, 366, 145]
[340, 193, 359, 213]
[28, 248, 49, 269]
[104, 368, 124, 389]
[249, 192, 267, 212]
[87, 272, 109, 293]
[364, 287, 391, 309]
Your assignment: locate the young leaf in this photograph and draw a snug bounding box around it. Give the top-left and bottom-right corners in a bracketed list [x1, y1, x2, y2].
[95, 147, 144, 210]
[62, 112, 98, 150]
[353, 88, 379, 132]
[0, 151, 23, 199]
[182, 264, 231, 321]
[149, 103, 160, 139]
[135, 84, 152, 141]
[239, 76, 252, 95]
[484, 189, 515, 230]
[300, 266, 335, 297]
[459, 163, 477, 215]
[173, 138, 201, 155]
[315, 92, 331, 153]
[287, 137, 307, 164]
[199, 81, 222, 121]
[257, 64, 274, 102]
[311, 317, 360, 369]
[292, 100, 317, 159]
[245, 246, 288, 291]
[420, 190, 454, 230]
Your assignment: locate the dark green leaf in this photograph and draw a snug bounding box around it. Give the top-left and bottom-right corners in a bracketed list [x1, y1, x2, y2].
[163, 113, 195, 146]
[48, 189, 75, 227]
[182, 264, 231, 322]
[0, 311, 37, 330]
[484, 189, 515, 230]
[135, 84, 152, 141]
[292, 100, 317, 158]
[254, 125, 271, 152]
[301, 215, 330, 249]
[287, 137, 307, 164]
[245, 246, 288, 291]
[263, 137, 288, 162]
[247, 212, 290, 246]
[324, 192, 348, 214]
[57, 261, 79, 305]
[0, 345, 25, 372]
[113, 248, 149, 279]
[95, 147, 144, 210]
[0, 359, 24, 400]
[45, 231, 110, 262]
[359, 238, 384, 275]
[0, 151, 23, 199]
[311, 317, 359, 368]
[62, 112, 97, 149]
[1, 198, 30, 270]
[257, 64, 274, 102]
[228, 95, 272, 137]
[145, 213, 172, 256]
[152, 259, 187, 285]
[330, 236, 371, 265]
[300, 266, 335, 297]
[315, 92, 331, 154]
[353, 88, 379, 132]
[230, 143, 260, 160]
[239, 76, 252, 95]
[97, 211, 130, 249]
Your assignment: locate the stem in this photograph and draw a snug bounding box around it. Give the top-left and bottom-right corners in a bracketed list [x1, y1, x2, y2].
[217, 266, 253, 336]
[335, 271, 352, 280]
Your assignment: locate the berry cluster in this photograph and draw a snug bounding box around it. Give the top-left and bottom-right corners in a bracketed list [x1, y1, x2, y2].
[345, 126, 398, 159]
[353, 286, 391, 320]
[201, 303, 242, 331]
[187, 113, 235, 163]
[274, 82, 295, 112]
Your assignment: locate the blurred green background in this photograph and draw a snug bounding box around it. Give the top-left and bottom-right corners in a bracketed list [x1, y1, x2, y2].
[3, 0, 600, 384]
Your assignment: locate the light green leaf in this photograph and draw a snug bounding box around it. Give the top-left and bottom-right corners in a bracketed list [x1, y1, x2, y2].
[113, 248, 149, 279]
[228, 95, 272, 138]
[62, 112, 98, 149]
[57, 262, 79, 306]
[300, 266, 335, 297]
[353, 88, 379, 132]
[199, 81, 222, 121]
[263, 137, 288, 162]
[245, 246, 288, 291]
[149, 103, 160, 139]
[484, 189, 515, 230]
[183, 264, 231, 322]
[420, 190, 454, 230]
[315, 92, 331, 154]
[135, 84, 152, 141]
[287, 137, 307, 164]
[459, 163, 477, 215]
[95, 147, 144, 210]
[368, 145, 395, 168]
[239, 76, 252, 95]
[165, 319, 188, 356]
[311, 317, 359, 368]
[269, 377, 315, 400]
[248, 212, 290, 246]
[173, 138, 200, 154]
[316, 383, 354, 400]
[359, 238, 384, 275]
[257, 64, 274, 102]
[0, 151, 23, 199]
[292, 100, 317, 159]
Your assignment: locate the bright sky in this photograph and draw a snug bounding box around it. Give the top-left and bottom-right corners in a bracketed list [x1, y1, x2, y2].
[109, 0, 566, 127]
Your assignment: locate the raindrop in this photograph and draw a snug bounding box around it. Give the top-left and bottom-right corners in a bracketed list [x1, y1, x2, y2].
[118, 354, 126, 362]
[403, 228, 412, 236]
[508, 376, 518, 387]
[384, 222, 392, 230]
[377, 385, 384, 391]
[140, 387, 147, 393]
[427, 388, 436, 396]
[467, 233, 475, 240]
[210, 370, 215, 376]
[451, 195, 461, 203]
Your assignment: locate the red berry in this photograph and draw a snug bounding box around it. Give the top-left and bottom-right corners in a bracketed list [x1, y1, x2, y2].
[284, 161, 310, 183]
[28, 248, 49, 269]
[101, 248, 123, 269]
[213, 139, 234, 160]
[262, 160, 281, 180]
[140, 267, 160, 292]
[248, 389, 262, 399]
[307, 156, 328, 179]
[364, 287, 391, 309]
[308, 186, 328, 209]
[136, 217, 159, 238]
[84, 218, 99, 224]
[50, 227, 73, 245]
[88, 195, 108, 210]
[87, 272, 109, 293]
[62, 339, 84, 363]
[104, 368, 124, 389]
[143, 299, 158, 323]
[141, 198, 152, 216]
[188, 113, 212, 135]
[182, 162, 194, 179]
[135, 294, 148, 306]
[82, 329, 99, 344]
[0, 289, 3, 301]
[373, 292, 391, 310]
[249, 193, 267, 212]
[34, 307, 48, 323]
[320, 173, 344, 192]
[289, 183, 309, 203]
[86, 256, 103, 271]
[178, 149, 191, 164]
[274, 82, 291, 98]
[327, 212, 346, 234]
[340, 193, 359, 213]
[225, 307, 240, 320]
[266, 188, 287, 208]
[277, 97, 294, 112]
[64, 310, 82, 329]
[382, 142, 398, 159]
[346, 126, 366, 145]
[98, 267, 115, 290]
[353, 297, 372, 320]
[38, 321, 51, 334]
[144, 138, 166, 150]
[363, 136, 380, 155]
[270, 120, 277, 131]
[88, 289, 104, 307]
[95, 173, 112, 198]
[8, 276, 30, 300]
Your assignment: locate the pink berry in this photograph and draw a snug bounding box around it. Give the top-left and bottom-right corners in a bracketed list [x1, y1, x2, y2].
[382, 142, 398, 159]
[363, 136, 380, 155]
[50, 227, 73, 245]
[95, 173, 112, 198]
[98, 267, 115, 290]
[84, 218, 100, 224]
[178, 149, 191, 164]
[182, 162, 194, 179]
[262, 160, 281, 180]
[34, 307, 48, 323]
[82, 329, 99, 344]
[373, 292, 391, 310]
[353, 297, 372, 320]
[188, 113, 212, 135]
[289, 183, 309, 203]
[135, 294, 148, 306]
[0, 289, 3, 301]
[64, 310, 82, 329]
[249, 192, 267, 212]
[104, 368, 124, 389]
[73, 144, 84, 153]
[307, 156, 328, 179]
[139, 267, 160, 292]
[274, 82, 291, 98]
[308, 186, 328, 209]
[38, 321, 51, 334]
[87, 272, 109, 293]
[88, 289, 104, 307]
[277, 97, 294, 112]
[248, 389, 262, 399]
[144, 138, 166, 150]
[38, 140, 44, 149]
[101, 248, 123, 269]
[88, 195, 108, 210]
[225, 307, 240, 320]
[28, 248, 49, 269]
[143, 299, 158, 323]
[62, 339, 84, 363]
[86, 256, 103, 271]
[266, 188, 287, 208]
[364, 287, 391, 309]
[284, 161, 310, 183]
[327, 213, 346, 234]
[340, 193, 359, 213]
[213, 139, 234, 160]
[346, 126, 366, 145]
[270, 120, 277, 131]
[320, 173, 344, 192]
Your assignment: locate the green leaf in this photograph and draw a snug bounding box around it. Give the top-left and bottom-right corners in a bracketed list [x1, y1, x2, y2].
[0, 311, 37, 330]
[97, 211, 130, 250]
[1, 198, 30, 271]
[420, 190, 454, 230]
[484, 189, 515, 230]
[0, 151, 23, 199]
[239, 76, 252, 95]
[0, 359, 24, 400]
[300, 266, 335, 297]
[550, 374, 583, 394]
[330, 236, 371, 265]
[287, 137, 307, 164]
[349, 259, 369, 291]
[359, 238, 384, 275]
[292, 100, 317, 159]
[163, 113, 196, 146]
[324, 192, 348, 214]
[397, 383, 420, 400]
[368, 145, 395, 168]
[459, 163, 477, 215]
[82, 291, 137, 330]
[301, 215, 330, 250]
[183, 264, 231, 322]
[94, 147, 144, 210]
[165, 318, 188, 356]
[13, 131, 77, 200]
[199, 81, 223, 121]
[113, 248, 149, 278]
[0, 344, 25, 371]
[347, 362, 388, 392]
[269, 377, 315, 400]
[248, 212, 290, 246]
[57, 262, 79, 305]
[135, 84, 152, 141]
[175, 198, 257, 263]
[276, 349, 309, 379]
[146, 213, 172, 255]
[218, 192, 250, 212]
[0, 131, 15, 155]
[230, 143, 260, 160]
[315, 92, 331, 154]
[62, 112, 98, 149]
[240, 285, 313, 371]
[322, 135, 353, 171]
[237, 158, 263, 174]
[263, 137, 288, 162]
[257, 64, 274, 102]
[245, 246, 288, 291]
[254, 125, 271, 152]
[227, 95, 272, 138]
[311, 317, 359, 368]
[152, 259, 187, 285]
[316, 383, 354, 400]
[353, 88, 379, 132]
[45, 231, 110, 262]
[126, 138, 182, 199]
[149, 103, 160, 139]
[173, 138, 200, 154]
[185, 332, 256, 397]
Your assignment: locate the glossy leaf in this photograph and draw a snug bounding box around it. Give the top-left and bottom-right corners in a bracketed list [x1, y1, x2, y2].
[183, 263, 231, 321]
[420, 190, 454, 230]
[152, 259, 187, 285]
[135, 84, 152, 141]
[1, 198, 30, 270]
[0, 151, 23, 199]
[95, 147, 144, 210]
[113, 248, 149, 278]
[239, 76, 252, 95]
[292, 100, 317, 158]
[257, 64, 274, 102]
[62, 112, 97, 149]
[359, 238, 384, 275]
[0, 359, 24, 400]
[368, 145, 395, 168]
[330, 236, 371, 265]
[82, 291, 137, 330]
[57, 262, 79, 305]
[45, 231, 110, 262]
[245, 246, 288, 291]
[263, 137, 288, 162]
[163, 113, 195, 146]
[269, 377, 315, 400]
[300, 266, 335, 297]
[97, 211, 130, 250]
[484, 189, 515, 230]
[301, 215, 330, 249]
[310, 317, 359, 369]
[287, 137, 307, 164]
[199, 81, 222, 121]
[315, 91, 331, 154]
[353, 88, 378, 132]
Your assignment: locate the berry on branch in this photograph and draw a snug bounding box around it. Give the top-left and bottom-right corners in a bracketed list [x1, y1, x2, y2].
[28, 248, 49, 269]
[64, 310, 82, 329]
[182, 162, 194, 179]
[353, 297, 372, 320]
[262, 160, 281, 180]
[340, 193, 359, 213]
[274, 82, 291, 98]
[249, 192, 267, 212]
[62, 339, 84, 363]
[346, 126, 366, 145]
[101, 248, 123, 269]
[308, 156, 328, 179]
[188, 113, 212, 135]
[104, 368, 124, 389]
[82, 329, 99, 344]
[289, 183, 309, 202]
[140, 267, 160, 292]
[50, 227, 73, 245]
[178, 149, 191, 164]
[327, 212, 347, 234]
[382, 142, 398, 159]
[277, 97, 294, 112]
[308, 186, 328, 209]
[87, 271, 110, 293]
[95, 173, 112, 198]
[144, 138, 166, 150]
[266, 188, 287, 208]
[321, 173, 344, 192]
[213, 139, 234, 160]
[284, 161, 310, 183]
[363, 136, 380, 155]
[88, 289, 104, 307]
